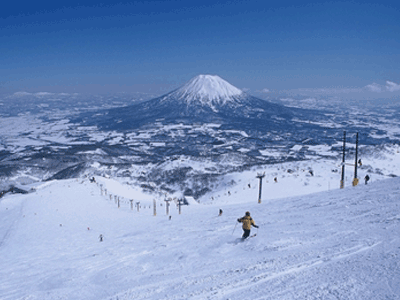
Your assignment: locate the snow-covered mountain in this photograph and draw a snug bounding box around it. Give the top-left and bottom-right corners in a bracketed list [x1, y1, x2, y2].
[80, 74, 309, 130]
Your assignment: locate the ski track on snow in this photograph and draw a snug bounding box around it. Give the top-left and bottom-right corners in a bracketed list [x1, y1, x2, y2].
[109, 242, 381, 300]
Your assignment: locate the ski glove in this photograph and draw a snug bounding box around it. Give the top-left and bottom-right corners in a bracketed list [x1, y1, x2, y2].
[254, 225, 259, 228]
[237, 219, 241, 223]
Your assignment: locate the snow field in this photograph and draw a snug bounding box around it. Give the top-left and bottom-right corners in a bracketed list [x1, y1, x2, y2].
[200, 153, 398, 206]
[1, 174, 400, 299]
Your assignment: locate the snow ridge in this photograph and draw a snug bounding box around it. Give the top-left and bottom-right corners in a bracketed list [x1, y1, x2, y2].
[168, 75, 244, 106]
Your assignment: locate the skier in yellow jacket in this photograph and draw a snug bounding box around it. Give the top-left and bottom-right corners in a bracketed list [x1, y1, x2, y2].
[237, 211, 258, 239]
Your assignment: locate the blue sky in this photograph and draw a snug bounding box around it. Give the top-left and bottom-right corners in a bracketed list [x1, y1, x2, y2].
[1, 0, 400, 95]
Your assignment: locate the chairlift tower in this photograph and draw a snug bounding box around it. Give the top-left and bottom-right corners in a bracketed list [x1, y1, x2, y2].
[164, 198, 172, 215]
[256, 172, 265, 203]
[352, 132, 359, 186]
[135, 201, 140, 212]
[340, 131, 360, 189]
[340, 131, 346, 189]
[178, 198, 184, 214]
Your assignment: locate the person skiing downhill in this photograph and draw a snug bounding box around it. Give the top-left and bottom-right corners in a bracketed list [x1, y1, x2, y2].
[237, 211, 258, 239]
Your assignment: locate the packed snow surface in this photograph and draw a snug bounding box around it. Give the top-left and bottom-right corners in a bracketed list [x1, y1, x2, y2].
[168, 74, 243, 105]
[1, 172, 400, 299]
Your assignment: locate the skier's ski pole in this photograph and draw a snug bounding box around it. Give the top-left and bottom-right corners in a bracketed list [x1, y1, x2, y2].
[232, 222, 238, 235]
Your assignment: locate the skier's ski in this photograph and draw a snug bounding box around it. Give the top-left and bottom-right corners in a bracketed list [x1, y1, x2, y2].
[230, 234, 257, 245]
[242, 233, 257, 241]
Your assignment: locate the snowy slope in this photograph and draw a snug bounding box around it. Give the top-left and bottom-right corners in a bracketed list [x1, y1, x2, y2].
[1, 173, 400, 299]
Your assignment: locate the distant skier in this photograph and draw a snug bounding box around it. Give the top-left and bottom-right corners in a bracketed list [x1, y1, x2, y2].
[358, 159, 362, 167]
[274, 177, 278, 183]
[364, 174, 370, 185]
[237, 211, 258, 239]
[219, 209, 223, 216]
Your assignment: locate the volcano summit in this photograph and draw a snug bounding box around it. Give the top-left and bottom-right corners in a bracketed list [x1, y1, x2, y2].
[166, 74, 244, 105]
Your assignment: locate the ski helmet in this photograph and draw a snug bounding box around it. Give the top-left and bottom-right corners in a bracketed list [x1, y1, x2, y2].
[246, 211, 250, 216]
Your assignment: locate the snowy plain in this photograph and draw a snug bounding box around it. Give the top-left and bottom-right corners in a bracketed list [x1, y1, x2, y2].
[1, 155, 400, 300]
